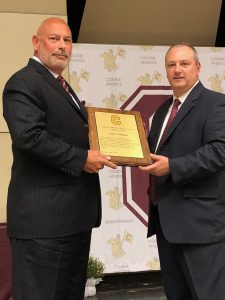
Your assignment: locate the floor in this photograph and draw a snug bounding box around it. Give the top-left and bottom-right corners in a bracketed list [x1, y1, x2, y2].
[91, 271, 166, 300]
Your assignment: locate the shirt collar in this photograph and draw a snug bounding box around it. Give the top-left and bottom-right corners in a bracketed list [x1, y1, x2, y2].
[173, 80, 199, 104]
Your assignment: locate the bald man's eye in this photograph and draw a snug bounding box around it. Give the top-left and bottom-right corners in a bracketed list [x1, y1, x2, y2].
[49, 36, 59, 42]
[64, 38, 72, 44]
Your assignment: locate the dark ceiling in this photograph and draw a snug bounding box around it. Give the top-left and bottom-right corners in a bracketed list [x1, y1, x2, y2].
[67, 0, 225, 47]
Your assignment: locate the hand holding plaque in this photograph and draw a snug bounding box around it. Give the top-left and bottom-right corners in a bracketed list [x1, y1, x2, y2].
[87, 107, 152, 166]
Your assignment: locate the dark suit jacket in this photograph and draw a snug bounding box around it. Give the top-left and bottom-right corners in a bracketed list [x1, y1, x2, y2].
[3, 58, 101, 239]
[148, 82, 225, 244]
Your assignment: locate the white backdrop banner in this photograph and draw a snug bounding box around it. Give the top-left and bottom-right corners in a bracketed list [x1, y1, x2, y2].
[69, 44, 225, 273]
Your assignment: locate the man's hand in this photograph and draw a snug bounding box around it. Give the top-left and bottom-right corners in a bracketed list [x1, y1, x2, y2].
[139, 153, 170, 176]
[83, 150, 117, 173]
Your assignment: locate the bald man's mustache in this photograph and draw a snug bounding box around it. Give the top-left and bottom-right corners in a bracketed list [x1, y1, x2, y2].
[53, 52, 69, 58]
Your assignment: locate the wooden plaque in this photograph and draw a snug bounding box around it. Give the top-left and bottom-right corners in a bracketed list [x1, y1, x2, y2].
[87, 107, 152, 166]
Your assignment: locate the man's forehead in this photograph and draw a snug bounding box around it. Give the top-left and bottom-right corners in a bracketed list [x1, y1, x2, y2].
[166, 50, 194, 61]
[38, 21, 71, 35]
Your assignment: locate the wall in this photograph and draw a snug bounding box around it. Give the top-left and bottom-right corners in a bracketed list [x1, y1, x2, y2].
[0, 1, 67, 222]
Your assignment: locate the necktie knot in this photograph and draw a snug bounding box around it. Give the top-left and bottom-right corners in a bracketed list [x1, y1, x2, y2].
[57, 74, 65, 84]
[174, 98, 181, 108]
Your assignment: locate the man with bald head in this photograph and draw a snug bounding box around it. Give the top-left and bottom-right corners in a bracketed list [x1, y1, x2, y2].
[3, 17, 116, 300]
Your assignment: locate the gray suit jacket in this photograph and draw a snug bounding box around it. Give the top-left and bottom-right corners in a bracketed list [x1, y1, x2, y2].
[3, 58, 101, 238]
[148, 82, 225, 243]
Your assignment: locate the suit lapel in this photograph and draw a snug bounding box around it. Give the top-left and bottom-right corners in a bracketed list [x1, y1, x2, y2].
[166, 82, 203, 141]
[45, 74, 87, 120]
[67, 83, 88, 118]
[28, 58, 87, 121]
[152, 82, 203, 151]
[167, 95, 195, 136]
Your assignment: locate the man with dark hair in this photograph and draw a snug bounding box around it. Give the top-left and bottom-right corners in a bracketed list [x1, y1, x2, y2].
[140, 43, 225, 300]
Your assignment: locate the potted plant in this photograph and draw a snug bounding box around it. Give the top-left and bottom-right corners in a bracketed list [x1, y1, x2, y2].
[84, 256, 105, 297]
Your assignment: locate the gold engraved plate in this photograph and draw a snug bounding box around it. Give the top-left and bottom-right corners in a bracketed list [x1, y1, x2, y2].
[87, 107, 152, 166]
[95, 112, 143, 158]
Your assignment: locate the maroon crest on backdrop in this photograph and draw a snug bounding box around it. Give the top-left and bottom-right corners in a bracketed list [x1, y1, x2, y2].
[120, 86, 172, 226]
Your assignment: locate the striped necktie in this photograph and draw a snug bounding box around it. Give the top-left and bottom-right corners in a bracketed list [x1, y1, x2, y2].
[57, 75, 81, 109]
[57, 75, 71, 95]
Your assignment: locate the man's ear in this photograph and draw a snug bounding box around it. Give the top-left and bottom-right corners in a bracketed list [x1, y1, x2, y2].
[32, 35, 39, 51]
[197, 62, 201, 74]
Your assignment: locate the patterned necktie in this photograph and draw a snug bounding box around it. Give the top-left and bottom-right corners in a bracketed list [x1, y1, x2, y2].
[57, 75, 71, 95]
[57, 75, 81, 109]
[148, 98, 181, 205]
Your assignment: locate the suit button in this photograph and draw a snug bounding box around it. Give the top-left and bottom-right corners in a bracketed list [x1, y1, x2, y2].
[84, 124, 88, 128]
